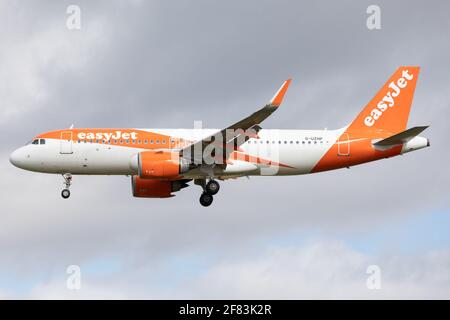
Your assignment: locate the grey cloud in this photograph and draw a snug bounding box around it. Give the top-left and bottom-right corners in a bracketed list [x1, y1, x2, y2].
[0, 0, 449, 298]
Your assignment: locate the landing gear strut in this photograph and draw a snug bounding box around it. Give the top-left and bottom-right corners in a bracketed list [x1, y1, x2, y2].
[195, 178, 220, 207]
[61, 173, 72, 199]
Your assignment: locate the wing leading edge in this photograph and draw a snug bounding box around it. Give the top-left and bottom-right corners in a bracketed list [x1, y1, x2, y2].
[181, 79, 292, 164]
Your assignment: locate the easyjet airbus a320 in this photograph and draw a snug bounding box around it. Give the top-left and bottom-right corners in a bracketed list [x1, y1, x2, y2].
[10, 67, 429, 206]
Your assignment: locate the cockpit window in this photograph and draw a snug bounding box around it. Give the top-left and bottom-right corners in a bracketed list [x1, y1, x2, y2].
[32, 139, 39, 145]
[39, 139, 46, 145]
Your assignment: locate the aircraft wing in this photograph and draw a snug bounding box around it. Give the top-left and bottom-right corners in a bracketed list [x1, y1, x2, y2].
[180, 79, 292, 164]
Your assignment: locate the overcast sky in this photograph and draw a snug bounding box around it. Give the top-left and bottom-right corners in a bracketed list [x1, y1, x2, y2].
[0, 0, 449, 299]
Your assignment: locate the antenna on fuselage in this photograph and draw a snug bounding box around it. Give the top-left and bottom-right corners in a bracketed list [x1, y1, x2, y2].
[69, 124, 74, 129]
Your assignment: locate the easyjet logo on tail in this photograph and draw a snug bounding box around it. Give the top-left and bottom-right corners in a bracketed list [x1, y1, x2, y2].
[77, 131, 138, 140]
[364, 69, 414, 127]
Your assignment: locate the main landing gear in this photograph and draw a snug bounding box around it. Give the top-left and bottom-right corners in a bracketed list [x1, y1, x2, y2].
[195, 179, 221, 207]
[61, 173, 72, 199]
[199, 192, 214, 207]
[205, 179, 220, 195]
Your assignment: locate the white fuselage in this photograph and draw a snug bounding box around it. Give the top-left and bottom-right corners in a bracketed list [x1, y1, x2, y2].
[10, 128, 345, 178]
[9, 127, 429, 179]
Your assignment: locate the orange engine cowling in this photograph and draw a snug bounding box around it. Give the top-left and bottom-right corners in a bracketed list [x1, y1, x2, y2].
[137, 151, 189, 179]
[131, 176, 189, 198]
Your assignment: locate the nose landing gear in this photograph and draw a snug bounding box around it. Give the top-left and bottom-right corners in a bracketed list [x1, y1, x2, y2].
[61, 188, 70, 199]
[61, 173, 72, 199]
[195, 178, 220, 207]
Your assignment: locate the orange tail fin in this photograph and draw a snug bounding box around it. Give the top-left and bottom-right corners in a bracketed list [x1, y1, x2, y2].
[347, 66, 420, 134]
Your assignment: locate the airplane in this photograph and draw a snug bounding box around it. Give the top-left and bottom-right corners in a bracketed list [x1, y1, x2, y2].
[9, 66, 429, 207]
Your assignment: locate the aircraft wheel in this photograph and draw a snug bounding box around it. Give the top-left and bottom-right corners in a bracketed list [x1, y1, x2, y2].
[61, 189, 71, 199]
[205, 180, 220, 195]
[199, 192, 213, 207]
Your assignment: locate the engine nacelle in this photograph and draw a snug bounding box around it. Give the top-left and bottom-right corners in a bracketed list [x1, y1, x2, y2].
[132, 151, 190, 179]
[131, 176, 189, 198]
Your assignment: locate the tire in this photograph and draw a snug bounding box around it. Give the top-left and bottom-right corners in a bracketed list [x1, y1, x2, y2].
[61, 189, 70, 199]
[199, 192, 213, 207]
[205, 180, 220, 195]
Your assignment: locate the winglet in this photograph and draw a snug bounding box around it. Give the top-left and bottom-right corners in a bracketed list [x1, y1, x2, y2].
[269, 79, 292, 107]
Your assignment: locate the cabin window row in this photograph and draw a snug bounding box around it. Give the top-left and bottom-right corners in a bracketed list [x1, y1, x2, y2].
[247, 140, 328, 145]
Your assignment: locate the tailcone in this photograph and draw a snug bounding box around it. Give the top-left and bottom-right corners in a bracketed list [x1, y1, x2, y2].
[401, 136, 429, 154]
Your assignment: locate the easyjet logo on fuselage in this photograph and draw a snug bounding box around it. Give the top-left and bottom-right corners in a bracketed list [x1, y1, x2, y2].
[364, 69, 414, 127]
[77, 131, 138, 141]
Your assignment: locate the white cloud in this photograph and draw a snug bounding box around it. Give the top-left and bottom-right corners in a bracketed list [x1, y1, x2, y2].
[4, 240, 449, 299]
[28, 281, 126, 300]
[168, 241, 450, 299]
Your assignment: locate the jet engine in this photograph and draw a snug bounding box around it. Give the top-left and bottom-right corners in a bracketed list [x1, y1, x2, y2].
[131, 176, 189, 198]
[130, 151, 190, 179]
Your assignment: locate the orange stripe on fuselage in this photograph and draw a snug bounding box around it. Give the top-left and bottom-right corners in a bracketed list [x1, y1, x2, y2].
[36, 129, 294, 169]
[312, 132, 402, 173]
[36, 129, 193, 150]
[230, 151, 294, 169]
[313, 67, 421, 173]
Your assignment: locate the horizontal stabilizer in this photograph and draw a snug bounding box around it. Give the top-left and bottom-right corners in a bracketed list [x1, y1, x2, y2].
[373, 126, 429, 147]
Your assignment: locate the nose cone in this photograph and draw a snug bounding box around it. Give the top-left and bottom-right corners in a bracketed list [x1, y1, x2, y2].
[10, 148, 24, 168]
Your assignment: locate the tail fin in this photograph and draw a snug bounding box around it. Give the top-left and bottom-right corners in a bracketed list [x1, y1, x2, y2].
[347, 66, 420, 134]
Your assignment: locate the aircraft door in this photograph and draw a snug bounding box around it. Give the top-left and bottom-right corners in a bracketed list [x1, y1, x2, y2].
[60, 131, 73, 154]
[337, 132, 350, 156]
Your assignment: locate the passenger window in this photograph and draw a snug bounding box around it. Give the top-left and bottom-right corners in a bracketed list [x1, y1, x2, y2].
[156, 140, 160, 144]
[150, 140, 154, 144]
[144, 140, 148, 144]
